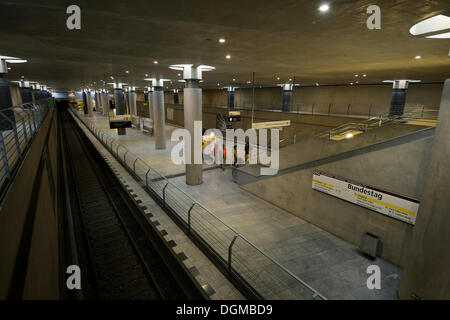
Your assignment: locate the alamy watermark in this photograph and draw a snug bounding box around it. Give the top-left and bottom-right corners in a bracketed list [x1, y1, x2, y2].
[66, 5, 81, 30]
[66, 265, 81, 290]
[366, 265, 381, 290]
[171, 121, 279, 176]
[366, 5, 381, 30]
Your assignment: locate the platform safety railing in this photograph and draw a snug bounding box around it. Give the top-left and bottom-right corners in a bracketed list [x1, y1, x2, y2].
[70, 109, 327, 300]
[0, 98, 54, 203]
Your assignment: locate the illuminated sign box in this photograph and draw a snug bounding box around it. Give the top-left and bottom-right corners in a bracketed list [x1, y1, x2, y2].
[252, 120, 291, 130]
[109, 114, 132, 129]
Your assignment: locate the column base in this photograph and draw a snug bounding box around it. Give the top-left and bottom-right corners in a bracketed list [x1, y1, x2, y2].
[186, 164, 203, 185]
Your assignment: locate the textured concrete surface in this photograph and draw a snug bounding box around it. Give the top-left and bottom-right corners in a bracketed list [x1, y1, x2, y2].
[399, 79, 450, 299]
[81, 113, 185, 177]
[276, 122, 424, 170]
[241, 133, 433, 267]
[169, 168, 402, 300]
[3, 1, 449, 89]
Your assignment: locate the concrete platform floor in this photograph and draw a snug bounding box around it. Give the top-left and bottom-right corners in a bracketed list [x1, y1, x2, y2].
[80, 111, 402, 300]
[169, 168, 402, 300]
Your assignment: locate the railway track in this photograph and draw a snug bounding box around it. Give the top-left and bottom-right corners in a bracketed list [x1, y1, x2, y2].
[59, 110, 206, 300]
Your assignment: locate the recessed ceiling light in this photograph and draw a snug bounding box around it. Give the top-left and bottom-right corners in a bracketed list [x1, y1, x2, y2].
[178, 73, 181, 76]
[125, 70, 129, 74]
[6, 59, 27, 64]
[232, 78, 236, 81]
[226, 54, 231, 59]
[355, 74, 359, 77]
[7, 67, 11, 70]
[415, 55, 422, 59]
[154, 60, 158, 64]
[145, 74, 148, 77]
[346, 133, 353, 139]
[363, 74, 367, 77]
[316, 83, 319, 86]
[350, 82, 354, 85]
[319, 4, 330, 12]
[219, 38, 226, 43]
[276, 77, 280, 80]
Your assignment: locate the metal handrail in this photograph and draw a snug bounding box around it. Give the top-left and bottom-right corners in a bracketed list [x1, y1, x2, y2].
[69, 108, 327, 300]
[0, 98, 54, 204]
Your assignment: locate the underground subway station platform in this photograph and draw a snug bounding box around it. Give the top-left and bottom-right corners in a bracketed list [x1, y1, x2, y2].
[0, 0, 450, 312]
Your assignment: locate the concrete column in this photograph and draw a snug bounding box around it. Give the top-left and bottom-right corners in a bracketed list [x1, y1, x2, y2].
[173, 89, 179, 104]
[388, 80, 409, 117]
[102, 91, 109, 116]
[19, 81, 33, 104]
[148, 88, 154, 120]
[227, 86, 235, 109]
[99, 91, 103, 113]
[281, 83, 293, 112]
[94, 91, 99, 112]
[151, 82, 166, 149]
[86, 90, 93, 116]
[114, 83, 126, 135]
[129, 87, 137, 116]
[169, 64, 215, 185]
[125, 89, 130, 114]
[399, 79, 450, 300]
[31, 85, 37, 103]
[82, 91, 88, 114]
[144, 90, 149, 117]
[184, 79, 203, 185]
[0, 61, 15, 130]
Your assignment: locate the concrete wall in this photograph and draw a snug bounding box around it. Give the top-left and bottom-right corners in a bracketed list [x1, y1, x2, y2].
[278, 123, 424, 170]
[192, 83, 443, 118]
[0, 105, 60, 299]
[203, 89, 228, 107]
[405, 83, 443, 115]
[165, 104, 184, 126]
[399, 79, 450, 300]
[241, 133, 433, 267]
[164, 90, 184, 105]
[292, 84, 392, 117]
[163, 102, 416, 144]
[235, 87, 282, 110]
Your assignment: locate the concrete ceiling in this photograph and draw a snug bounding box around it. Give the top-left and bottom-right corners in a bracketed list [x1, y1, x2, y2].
[0, 0, 449, 91]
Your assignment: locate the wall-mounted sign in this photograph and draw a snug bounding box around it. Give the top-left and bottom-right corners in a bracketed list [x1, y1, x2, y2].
[109, 114, 132, 129]
[109, 114, 131, 121]
[252, 120, 291, 130]
[229, 111, 241, 116]
[312, 170, 419, 225]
